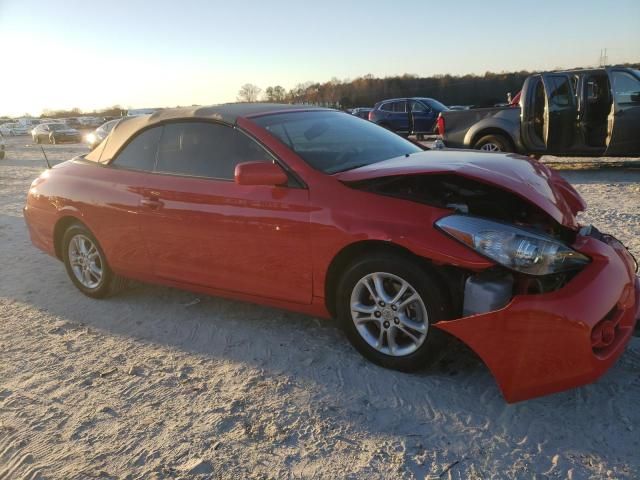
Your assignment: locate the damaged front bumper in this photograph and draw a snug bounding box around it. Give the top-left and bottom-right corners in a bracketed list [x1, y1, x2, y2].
[435, 233, 639, 403]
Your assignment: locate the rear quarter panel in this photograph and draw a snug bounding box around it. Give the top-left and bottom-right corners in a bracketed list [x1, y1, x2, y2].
[25, 160, 152, 275]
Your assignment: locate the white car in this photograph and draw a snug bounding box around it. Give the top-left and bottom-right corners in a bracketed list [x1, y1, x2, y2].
[0, 123, 29, 136]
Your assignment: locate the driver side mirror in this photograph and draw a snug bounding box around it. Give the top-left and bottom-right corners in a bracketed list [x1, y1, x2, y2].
[234, 161, 288, 186]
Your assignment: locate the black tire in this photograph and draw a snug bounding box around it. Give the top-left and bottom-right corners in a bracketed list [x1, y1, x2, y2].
[336, 253, 450, 372]
[473, 134, 512, 153]
[62, 223, 126, 299]
[0, 151, 4, 160]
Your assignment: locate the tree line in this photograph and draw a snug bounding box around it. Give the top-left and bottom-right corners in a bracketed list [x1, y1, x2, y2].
[239, 63, 640, 108]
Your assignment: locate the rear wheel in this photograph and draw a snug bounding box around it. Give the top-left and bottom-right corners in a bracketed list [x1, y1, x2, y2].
[336, 253, 450, 371]
[474, 134, 512, 153]
[62, 224, 126, 298]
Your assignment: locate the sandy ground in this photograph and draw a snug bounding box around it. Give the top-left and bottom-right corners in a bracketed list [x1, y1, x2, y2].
[1, 135, 639, 480]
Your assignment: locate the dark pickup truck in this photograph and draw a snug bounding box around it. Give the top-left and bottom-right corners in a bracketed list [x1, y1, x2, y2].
[438, 67, 640, 156]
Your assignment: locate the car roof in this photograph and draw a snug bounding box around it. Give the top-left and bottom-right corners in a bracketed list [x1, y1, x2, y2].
[537, 66, 635, 76]
[86, 103, 334, 163]
[150, 103, 332, 124]
[377, 97, 437, 104]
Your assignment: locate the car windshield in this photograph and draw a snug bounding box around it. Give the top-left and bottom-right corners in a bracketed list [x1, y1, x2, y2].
[252, 111, 422, 174]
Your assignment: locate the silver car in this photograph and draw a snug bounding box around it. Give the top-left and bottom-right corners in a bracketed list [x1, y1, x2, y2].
[85, 119, 121, 149]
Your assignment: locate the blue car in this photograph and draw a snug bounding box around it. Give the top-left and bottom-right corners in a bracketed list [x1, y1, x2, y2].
[368, 97, 449, 138]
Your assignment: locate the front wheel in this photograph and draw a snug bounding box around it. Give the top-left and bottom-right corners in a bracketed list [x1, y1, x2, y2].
[62, 224, 126, 298]
[336, 253, 450, 371]
[473, 134, 512, 153]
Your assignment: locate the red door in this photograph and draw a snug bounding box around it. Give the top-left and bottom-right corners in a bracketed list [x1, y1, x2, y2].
[137, 175, 313, 304]
[135, 121, 313, 304]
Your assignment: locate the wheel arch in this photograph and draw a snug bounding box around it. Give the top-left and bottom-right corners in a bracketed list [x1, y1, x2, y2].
[53, 215, 88, 260]
[469, 128, 516, 151]
[324, 240, 459, 318]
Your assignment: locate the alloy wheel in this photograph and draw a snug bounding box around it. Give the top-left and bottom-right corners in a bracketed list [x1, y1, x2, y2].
[350, 272, 429, 356]
[480, 142, 501, 152]
[67, 234, 103, 289]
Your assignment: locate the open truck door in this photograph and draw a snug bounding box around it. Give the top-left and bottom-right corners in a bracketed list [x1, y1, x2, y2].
[541, 73, 577, 152]
[520, 75, 547, 153]
[521, 74, 577, 154]
[605, 68, 640, 155]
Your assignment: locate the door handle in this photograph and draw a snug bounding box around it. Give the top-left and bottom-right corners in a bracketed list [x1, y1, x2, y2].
[140, 198, 163, 209]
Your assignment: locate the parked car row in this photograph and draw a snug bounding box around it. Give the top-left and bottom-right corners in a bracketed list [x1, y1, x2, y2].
[0, 122, 29, 136]
[347, 66, 639, 157]
[0, 115, 124, 147]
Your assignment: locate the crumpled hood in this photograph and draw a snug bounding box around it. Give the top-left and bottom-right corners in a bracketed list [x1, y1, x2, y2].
[335, 150, 586, 229]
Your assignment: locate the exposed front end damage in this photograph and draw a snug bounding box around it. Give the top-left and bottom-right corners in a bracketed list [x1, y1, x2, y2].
[341, 153, 639, 401]
[437, 233, 639, 403]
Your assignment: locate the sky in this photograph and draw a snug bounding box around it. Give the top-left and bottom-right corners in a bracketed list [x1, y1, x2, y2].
[1, 0, 639, 117]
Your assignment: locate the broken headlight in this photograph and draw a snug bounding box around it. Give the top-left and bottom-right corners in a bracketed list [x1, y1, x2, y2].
[436, 215, 590, 276]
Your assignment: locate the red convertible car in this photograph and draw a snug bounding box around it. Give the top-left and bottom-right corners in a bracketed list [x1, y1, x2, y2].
[24, 104, 639, 402]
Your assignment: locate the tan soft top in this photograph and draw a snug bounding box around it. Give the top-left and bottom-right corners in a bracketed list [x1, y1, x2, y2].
[85, 103, 332, 163]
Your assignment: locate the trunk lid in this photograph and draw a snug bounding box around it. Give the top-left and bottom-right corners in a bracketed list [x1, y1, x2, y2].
[335, 150, 585, 229]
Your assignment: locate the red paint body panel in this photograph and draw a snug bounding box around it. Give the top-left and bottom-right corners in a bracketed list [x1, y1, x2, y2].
[135, 173, 313, 303]
[23, 112, 639, 403]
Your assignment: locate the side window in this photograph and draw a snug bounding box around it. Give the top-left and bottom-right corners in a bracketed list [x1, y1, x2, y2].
[547, 75, 573, 107]
[611, 71, 640, 104]
[379, 102, 393, 112]
[155, 122, 272, 180]
[112, 126, 162, 171]
[392, 101, 407, 113]
[411, 101, 428, 113]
